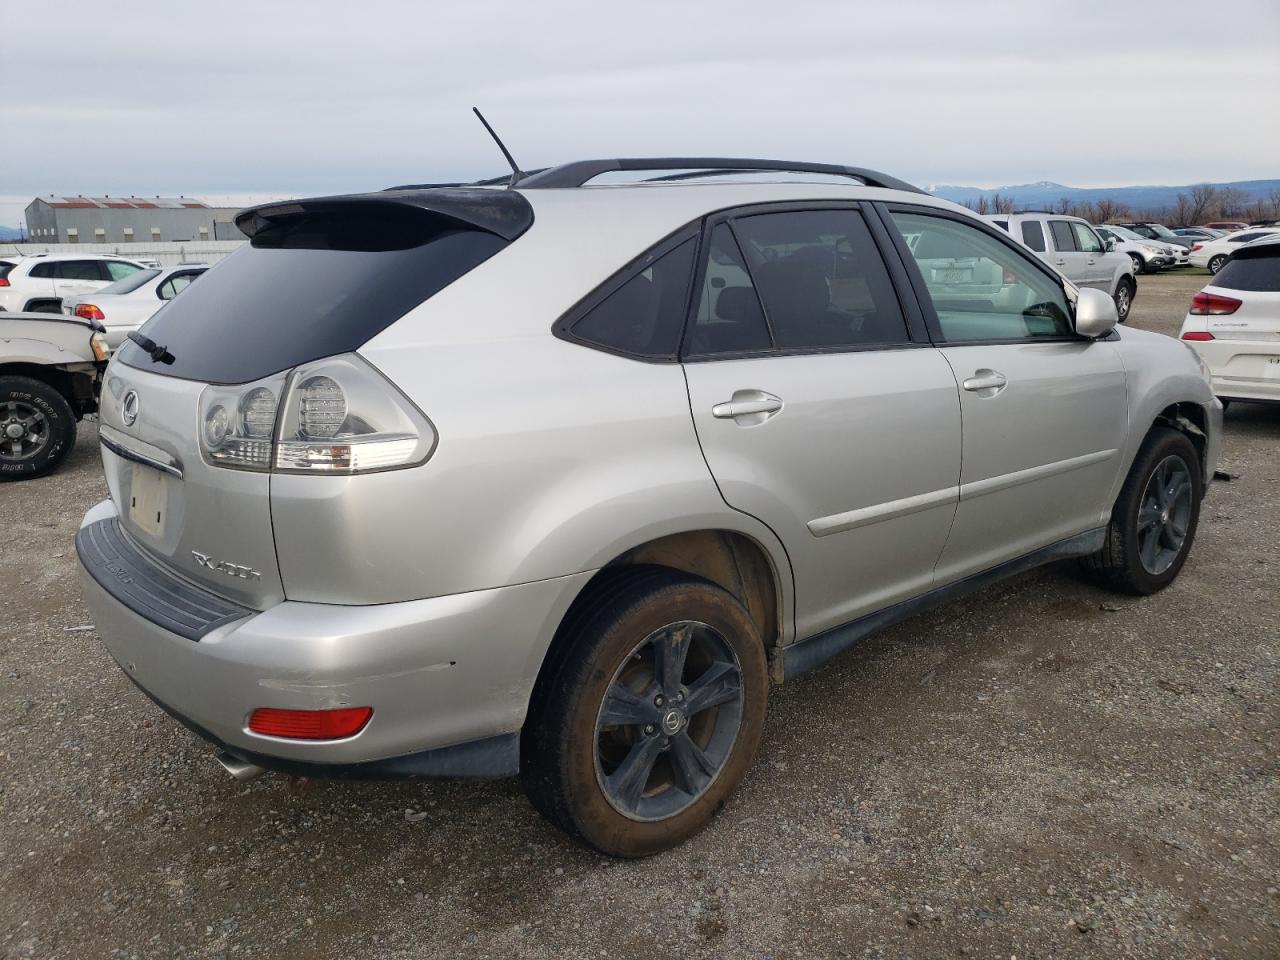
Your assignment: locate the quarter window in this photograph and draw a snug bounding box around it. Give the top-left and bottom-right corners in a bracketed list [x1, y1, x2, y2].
[730, 209, 909, 350]
[567, 238, 697, 359]
[889, 211, 1073, 342]
[1048, 220, 1077, 252]
[29, 262, 56, 279]
[1021, 221, 1047, 252]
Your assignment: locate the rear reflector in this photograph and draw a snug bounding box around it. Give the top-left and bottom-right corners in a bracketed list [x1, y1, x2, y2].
[1189, 291, 1242, 316]
[1181, 331, 1215, 341]
[74, 303, 105, 321]
[248, 706, 373, 740]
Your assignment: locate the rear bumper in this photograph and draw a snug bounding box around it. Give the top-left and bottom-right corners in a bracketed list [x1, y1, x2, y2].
[1213, 378, 1280, 403]
[78, 499, 592, 776]
[1188, 339, 1280, 403]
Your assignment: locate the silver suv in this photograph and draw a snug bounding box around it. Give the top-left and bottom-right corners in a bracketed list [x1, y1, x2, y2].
[78, 159, 1221, 857]
[988, 213, 1138, 322]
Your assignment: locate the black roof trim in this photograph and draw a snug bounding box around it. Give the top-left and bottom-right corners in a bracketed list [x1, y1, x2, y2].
[236, 187, 534, 242]
[516, 158, 926, 194]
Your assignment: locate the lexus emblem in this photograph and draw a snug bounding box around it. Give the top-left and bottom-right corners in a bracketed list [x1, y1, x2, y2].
[121, 390, 139, 426]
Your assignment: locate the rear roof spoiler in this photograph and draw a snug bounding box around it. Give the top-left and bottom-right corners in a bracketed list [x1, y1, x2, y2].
[235, 187, 534, 242]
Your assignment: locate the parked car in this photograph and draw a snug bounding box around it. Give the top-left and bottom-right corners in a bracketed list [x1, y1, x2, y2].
[986, 213, 1136, 320]
[1179, 237, 1280, 406]
[1174, 227, 1224, 242]
[1095, 224, 1176, 274]
[1, 311, 109, 479]
[78, 158, 1220, 857]
[1202, 221, 1249, 233]
[0, 253, 147, 313]
[63, 263, 209, 348]
[1189, 228, 1280, 274]
[1115, 222, 1193, 252]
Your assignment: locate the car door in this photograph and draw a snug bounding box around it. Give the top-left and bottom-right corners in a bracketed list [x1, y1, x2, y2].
[681, 206, 962, 639]
[1046, 219, 1089, 285]
[1069, 221, 1112, 290]
[881, 205, 1127, 583]
[52, 260, 105, 300]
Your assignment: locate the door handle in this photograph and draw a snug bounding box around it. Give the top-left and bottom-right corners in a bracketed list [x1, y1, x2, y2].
[712, 390, 783, 425]
[1087, 257, 1096, 264]
[1054, 258, 1066, 266]
[962, 369, 1008, 396]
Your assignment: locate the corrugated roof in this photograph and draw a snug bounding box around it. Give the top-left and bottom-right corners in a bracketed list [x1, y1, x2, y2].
[40, 196, 213, 210]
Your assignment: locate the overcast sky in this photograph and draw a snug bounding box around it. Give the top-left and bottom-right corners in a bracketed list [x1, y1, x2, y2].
[3, 0, 1278, 227]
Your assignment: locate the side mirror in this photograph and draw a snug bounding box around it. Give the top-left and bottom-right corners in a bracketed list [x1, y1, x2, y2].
[1104, 237, 1117, 251]
[1074, 286, 1118, 338]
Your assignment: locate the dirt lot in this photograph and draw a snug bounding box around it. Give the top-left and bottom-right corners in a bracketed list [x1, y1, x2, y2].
[2, 269, 1277, 959]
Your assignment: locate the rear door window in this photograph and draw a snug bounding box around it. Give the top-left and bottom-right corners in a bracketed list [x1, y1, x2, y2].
[1048, 221, 1077, 252]
[1021, 221, 1047, 252]
[730, 209, 909, 350]
[566, 240, 696, 359]
[684, 223, 772, 357]
[890, 210, 1072, 342]
[55, 260, 104, 281]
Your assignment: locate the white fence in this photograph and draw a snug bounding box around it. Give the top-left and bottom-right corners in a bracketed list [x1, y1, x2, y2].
[0, 240, 244, 266]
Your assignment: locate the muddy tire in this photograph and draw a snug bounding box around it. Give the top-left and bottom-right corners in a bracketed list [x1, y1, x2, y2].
[0, 376, 77, 481]
[521, 568, 769, 858]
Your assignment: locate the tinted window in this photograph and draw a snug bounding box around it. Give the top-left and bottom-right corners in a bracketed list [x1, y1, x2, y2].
[890, 211, 1072, 342]
[685, 223, 771, 356]
[105, 261, 143, 281]
[0, 263, 12, 281]
[28, 262, 56, 279]
[157, 270, 205, 301]
[1048, 221, 1077, 252]
[1212, 249, 1280, 291]
[55, 261, 103, 281]
[1130, 225, 1157, 239]
[992, 219, 1009, 231]
[1021, 221, 1047, 252]
[117, 207, 509, 383]
[732, 209, 908, 350]
[569, 240, 696, 359]
[1230, 231, 1272, 244]
[1071, 222, 1103, 254]
[99, 268, 161, 295]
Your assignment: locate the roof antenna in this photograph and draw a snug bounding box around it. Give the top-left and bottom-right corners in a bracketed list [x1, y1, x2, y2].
[472, 107, 524, 186]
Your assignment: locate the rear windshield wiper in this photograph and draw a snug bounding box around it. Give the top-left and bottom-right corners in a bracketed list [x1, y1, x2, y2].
[127, 331, 175, 365]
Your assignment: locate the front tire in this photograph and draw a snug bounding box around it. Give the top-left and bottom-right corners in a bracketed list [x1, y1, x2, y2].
[0, 375, 76, 481]
[1082, 426, 1202, 595]
[521, 569, 769, 857]
[1208, 254, 1227, 275]
[1113, 277, 1135, 323]
[1128, 253, 1147, 276]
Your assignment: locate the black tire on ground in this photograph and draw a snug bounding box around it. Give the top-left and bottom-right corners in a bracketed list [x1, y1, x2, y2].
[1081, 426, 1202, 595]
[1113, 277, 1135, 323]
[520, 567, 769, 858]
[0, 375, 77, 481]
[1220, 398, 1231, 412]
[1128, 253, 1147, 275]
[1208, 254, 1227, 275]
[22, 299, 62, 314]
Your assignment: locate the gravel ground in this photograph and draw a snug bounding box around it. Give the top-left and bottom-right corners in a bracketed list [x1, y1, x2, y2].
[2, 268, 1277, 959]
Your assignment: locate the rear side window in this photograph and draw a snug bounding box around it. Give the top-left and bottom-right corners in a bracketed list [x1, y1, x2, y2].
[890, 210, 1072, 342]
[1021, 221, 1047, 252]
[1212, 250, 1280, 291]
[731, 209, 909, 350]
[685, 224, 772, 356]
[566, 239, 696, 359]
[1048, 221, 1077, 252]
[157, 271, 205, 300]
[118, 206, 509, 383]
[104, 261, 143, 281]
[54, 260, 103, 281]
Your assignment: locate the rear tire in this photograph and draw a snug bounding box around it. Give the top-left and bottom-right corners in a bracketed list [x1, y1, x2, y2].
[22, 299, 61, 314]
[1207, 254, 1227, 275]
[1081, 426, 1202, 595]
[521, 568, 769, 858]
[1113, 277, 1135, 323]
[0, 375, 76, 481]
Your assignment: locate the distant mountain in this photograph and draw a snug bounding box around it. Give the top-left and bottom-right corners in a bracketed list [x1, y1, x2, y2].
[0, 225, 25, 241]
[927, 179, 1280, 211]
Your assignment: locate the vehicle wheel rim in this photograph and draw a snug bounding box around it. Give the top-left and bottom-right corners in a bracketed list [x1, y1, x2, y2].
[1116, 286, 1131, 318]
[594, 620, 744, 822]
[1209, 257, 1223, 274]
[1130, 255, 1142, 274]
[1137, 455, 1193, 575]
[0, 400, 49, 462]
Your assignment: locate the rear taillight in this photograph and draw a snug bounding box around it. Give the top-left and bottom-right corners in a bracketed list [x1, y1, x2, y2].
[0, 277, 9, 287]
[1181, 331, 1215, 341]
[197, 353, 434, 474]
[248, 706, 373, 740]
[1189, 292, 1242, 316]
[74, 303, 105, 321]
[1190, 243, 1203, 252]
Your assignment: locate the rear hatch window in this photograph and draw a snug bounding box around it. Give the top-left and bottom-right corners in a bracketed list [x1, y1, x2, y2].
[1213, 247, 1280, 292]
[116, 199, 517, 384]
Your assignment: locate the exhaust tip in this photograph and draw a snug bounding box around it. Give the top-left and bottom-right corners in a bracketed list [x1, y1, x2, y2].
[216, 750, 267, 782]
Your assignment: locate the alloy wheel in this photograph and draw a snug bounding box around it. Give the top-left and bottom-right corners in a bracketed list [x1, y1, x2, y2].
[1137, 455, 1193, 575]
[594, 620, 744, 821]
[0, 400, 49, 462]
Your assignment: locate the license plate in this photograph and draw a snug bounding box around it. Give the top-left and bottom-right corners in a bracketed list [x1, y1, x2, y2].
[1267, 358, 1280, 380]
[941, 268, 971, 283]
[129, 466, 168, 536]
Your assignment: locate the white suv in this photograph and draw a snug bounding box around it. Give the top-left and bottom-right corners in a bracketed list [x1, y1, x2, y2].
[0, 254, 147, 313]
[988, 213, 1137, 322]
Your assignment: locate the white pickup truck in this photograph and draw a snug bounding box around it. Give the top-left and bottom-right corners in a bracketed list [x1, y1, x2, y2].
[0, 312, 109, 480]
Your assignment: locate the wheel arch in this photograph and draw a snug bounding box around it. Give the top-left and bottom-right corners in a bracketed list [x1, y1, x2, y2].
[0, 362, 93, 418]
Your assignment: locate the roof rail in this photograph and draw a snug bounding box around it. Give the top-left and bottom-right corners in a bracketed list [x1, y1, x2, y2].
[516, 158, 925, 194]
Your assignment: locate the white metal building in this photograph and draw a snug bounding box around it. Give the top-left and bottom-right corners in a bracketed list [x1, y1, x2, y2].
[24, 196, 244, 245]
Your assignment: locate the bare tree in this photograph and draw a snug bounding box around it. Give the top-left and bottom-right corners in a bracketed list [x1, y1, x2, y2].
[1214, 187, 1247, 218]
[1054, 196, 1073, 215]
[1091, 198, 1126, 223]
[987, 192, 1015, 214]
[1184, 184, 1217, 225]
